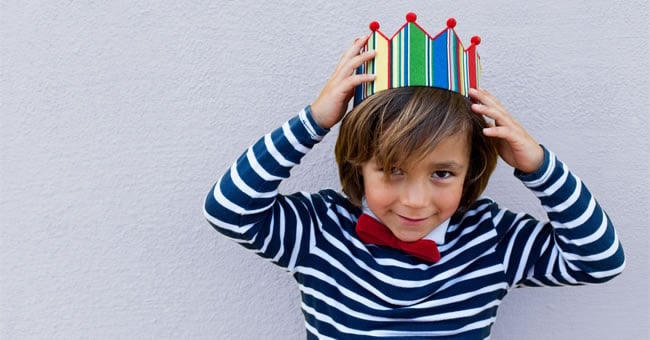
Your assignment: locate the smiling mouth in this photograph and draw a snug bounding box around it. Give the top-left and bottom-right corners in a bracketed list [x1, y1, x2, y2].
[397, 214, 429, 224]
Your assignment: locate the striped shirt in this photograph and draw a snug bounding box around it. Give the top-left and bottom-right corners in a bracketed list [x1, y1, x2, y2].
[204, 107, 625, 339]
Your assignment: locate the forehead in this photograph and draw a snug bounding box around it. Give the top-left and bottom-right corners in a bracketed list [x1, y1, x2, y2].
[409, 132, 470, 168]
[370, 131, 471, 172]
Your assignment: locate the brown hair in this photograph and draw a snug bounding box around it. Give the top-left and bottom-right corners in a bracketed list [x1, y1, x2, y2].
[335, 87, 497, 211]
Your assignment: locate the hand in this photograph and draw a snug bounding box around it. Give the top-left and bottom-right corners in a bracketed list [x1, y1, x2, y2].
[469, 88, 545, 174]
[311, 35, 376, 129]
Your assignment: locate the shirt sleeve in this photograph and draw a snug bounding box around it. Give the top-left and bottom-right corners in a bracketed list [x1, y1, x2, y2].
[203, 106, 330, 271]
[497, 146, 625, 288]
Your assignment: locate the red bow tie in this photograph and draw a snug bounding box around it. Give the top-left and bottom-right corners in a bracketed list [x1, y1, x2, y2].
[355, 213, 441, 263]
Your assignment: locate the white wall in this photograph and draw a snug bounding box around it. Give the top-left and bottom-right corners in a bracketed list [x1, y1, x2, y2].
[2, 1, 648, 339]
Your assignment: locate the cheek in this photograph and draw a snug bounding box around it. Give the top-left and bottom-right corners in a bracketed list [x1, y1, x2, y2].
[363, 177, 394, 207]
[444, 183, 466, 209]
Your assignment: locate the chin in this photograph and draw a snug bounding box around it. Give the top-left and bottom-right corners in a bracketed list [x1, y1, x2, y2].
[394, 231, 427, 243]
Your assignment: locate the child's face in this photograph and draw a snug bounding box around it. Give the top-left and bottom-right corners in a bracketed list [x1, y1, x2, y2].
[361, 132, 470, 242]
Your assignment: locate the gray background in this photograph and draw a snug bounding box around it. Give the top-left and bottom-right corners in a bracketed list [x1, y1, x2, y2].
[2, 1, 648, 339]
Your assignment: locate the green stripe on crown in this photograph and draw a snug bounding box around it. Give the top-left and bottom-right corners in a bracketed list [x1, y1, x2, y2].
[408, 22, 427, 87]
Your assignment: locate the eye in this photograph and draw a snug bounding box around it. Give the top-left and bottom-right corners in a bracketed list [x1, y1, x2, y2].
[432, 171, 454, 179]
[390, 167, 404, 176]
[378, 167, 404, 176]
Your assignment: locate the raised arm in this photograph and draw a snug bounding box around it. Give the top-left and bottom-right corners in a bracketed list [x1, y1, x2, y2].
[203, 36, 375, 270]
[203, 107, 328, 269]
[496, 148, 625, 286]
[469, 88, 625, 287]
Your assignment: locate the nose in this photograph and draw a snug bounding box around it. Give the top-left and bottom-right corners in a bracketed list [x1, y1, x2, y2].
[400, 180, 429, 209]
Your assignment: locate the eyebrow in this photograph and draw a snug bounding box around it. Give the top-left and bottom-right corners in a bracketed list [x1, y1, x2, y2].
[429, 161, 465, 170]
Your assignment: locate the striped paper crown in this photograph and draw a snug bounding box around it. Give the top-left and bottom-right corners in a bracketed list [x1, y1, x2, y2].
[354, 12, 481, 106]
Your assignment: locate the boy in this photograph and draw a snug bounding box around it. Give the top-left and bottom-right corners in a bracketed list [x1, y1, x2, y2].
[204, 15, 624, 338]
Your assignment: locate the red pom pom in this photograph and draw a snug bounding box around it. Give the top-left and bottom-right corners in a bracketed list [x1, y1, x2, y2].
[406, 12, 417, 22]
[369, 21, 380, 31]
[471, 36, 481, 45]
[446, 18, 457, 28]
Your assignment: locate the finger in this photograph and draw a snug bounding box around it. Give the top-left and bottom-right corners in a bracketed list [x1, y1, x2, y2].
[333, 37, 371, 76]
[343, 73, 376, 88]
[471, 102, 509, 124]
[341, 34, 371, 61]
[471, 97, 518, 129]
[477, 88, 501, 106]
[482, 126, 525, 149]
[353, 34, 372, 52]
[330, 74, 377, 101]
[333, 74, 376, 105]
[332, 49, 376, 82]
[469, 88, 501, 108]
[482, 125, 509, 138]
[484, 118, 533, 148]
[346, 49, 376, 72]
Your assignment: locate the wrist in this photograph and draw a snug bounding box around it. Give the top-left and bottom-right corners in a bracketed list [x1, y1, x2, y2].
[515, 145, 550, 179]
[520, 145, 545, 174]
[309, 102, 327, 129]
[304, 105, 331, 136]
[310, 99, 338, 129]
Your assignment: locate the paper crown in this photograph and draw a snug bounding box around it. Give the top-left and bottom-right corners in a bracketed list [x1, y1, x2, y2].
[354, 12, 481, 105]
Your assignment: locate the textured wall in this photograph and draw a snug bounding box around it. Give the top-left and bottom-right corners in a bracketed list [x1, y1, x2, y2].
[2, 1, 648, 339]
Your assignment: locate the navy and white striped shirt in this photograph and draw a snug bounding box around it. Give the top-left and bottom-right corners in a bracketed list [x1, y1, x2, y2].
[204, 107, 625, 339]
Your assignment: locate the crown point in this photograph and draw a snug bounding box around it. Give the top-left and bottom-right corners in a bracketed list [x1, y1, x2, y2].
[471, 36, 481, 45]
[406, 12, 417, 22]
[369, 21, 380, 31]
[446, 18, 457, 28]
